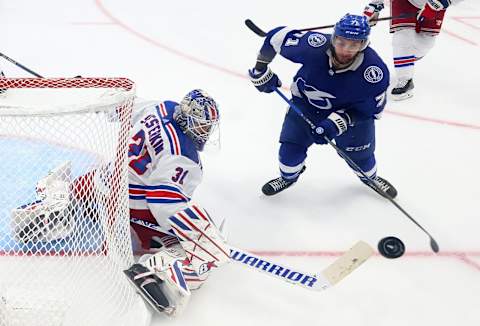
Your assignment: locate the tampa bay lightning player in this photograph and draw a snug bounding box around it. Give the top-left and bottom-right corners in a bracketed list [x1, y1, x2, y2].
[249, 14, 397, 198]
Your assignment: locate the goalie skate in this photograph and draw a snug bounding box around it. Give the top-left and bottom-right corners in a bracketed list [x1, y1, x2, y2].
[123, 264, 172, 315]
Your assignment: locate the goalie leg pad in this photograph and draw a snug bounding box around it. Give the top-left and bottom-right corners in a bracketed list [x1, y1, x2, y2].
[35, 161, 72, 202]
[12, 200, 74, 243]
[12, 161, 73, 243]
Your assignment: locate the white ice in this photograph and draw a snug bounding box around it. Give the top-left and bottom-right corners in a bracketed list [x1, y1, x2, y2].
[2, 0, 480, 325]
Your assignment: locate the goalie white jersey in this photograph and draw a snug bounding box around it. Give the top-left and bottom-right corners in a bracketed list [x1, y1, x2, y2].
[128, 100, 203, 232]
[375, 0, 464, 9]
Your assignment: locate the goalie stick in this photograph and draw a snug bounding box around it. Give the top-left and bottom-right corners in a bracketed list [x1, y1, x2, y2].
[130, 217, 374, 292]
[245, 14, 415, 37]
[272, 88, 440, 253]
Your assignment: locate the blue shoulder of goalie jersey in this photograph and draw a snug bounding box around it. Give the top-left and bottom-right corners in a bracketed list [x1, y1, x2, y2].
[155, 101, 199, 164]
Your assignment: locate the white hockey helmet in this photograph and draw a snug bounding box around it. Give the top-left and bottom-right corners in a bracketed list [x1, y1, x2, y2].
[174, 89, 220, 151]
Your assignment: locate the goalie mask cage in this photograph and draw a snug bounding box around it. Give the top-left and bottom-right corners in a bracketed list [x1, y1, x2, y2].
[0, 78, 150, 326]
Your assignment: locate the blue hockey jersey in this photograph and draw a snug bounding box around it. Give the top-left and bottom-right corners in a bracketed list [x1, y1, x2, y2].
[259, 27, 389, 124]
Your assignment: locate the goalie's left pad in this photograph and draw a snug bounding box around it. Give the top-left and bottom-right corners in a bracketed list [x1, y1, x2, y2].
[167, 204, 231, 288]
[11, 200, 74, 243]
[11, 161, 73, 243]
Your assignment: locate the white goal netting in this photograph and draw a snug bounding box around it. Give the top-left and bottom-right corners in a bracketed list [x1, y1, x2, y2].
[0, 78, 150, 326]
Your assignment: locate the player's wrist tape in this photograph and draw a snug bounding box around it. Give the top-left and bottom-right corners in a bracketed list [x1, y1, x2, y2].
[366, 2, 384, 12]
[250, 66, 274, 86]
[327, 112, 350, 136]
[427, 0, 450, 10]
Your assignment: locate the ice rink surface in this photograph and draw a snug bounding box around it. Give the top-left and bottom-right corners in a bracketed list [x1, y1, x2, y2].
[2, 0, 479, 325]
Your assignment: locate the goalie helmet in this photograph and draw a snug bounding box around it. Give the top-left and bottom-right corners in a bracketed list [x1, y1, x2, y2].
[332, 14, 371, 51]
[174, 89, 220, 151]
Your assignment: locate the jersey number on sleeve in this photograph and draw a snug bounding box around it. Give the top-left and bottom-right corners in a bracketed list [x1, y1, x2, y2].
[128, 130, 152, 175]
[171, 167, 189, 185]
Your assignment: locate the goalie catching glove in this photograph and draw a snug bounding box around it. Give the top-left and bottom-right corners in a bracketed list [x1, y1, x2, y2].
[124, 204, 230, 317]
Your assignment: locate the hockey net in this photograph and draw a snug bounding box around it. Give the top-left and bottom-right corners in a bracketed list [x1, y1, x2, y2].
[0, 78, 150, 326]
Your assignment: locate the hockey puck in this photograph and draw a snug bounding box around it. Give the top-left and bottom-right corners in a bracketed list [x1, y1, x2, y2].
[377, 236, 405, 259]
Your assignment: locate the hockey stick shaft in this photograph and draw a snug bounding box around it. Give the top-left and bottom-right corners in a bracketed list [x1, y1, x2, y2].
[230, 241, 373, 291]
[245, 15, 414, 37]
[297, 14, 414, 32]
[273, 88, 439, 253]
[0, 52, 44, 78]
[130, 217, 373, 291]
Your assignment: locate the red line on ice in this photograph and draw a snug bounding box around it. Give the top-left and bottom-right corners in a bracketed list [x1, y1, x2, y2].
[250, 250, 480, 257]
[451, 16, 480, 31]
[442, 29, 478, 46]
[455, 255, 480, 271]
[250, 250, 480, 272]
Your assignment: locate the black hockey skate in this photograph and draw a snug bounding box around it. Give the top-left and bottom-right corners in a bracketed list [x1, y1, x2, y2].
[391, 79, 414, 101]
[362, 175, 398, 199]
[124, 263, 171, 314]
[262, 166, 306, 196]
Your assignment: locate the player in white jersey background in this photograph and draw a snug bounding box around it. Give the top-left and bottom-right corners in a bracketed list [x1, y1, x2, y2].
[364, 0, 465, 100]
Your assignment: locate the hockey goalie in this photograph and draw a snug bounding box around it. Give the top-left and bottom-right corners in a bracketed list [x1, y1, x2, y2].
[121, 89, 230, 316]
[11, 89, 231, 317]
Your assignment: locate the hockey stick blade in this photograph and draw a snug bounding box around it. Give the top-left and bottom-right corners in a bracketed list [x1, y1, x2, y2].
[130, 218, 374, 291]
[430, 237, 440, 253]
[245, 19, 267, 37]
[321, 241, 374, 285]
[230, 241, 373, 291]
